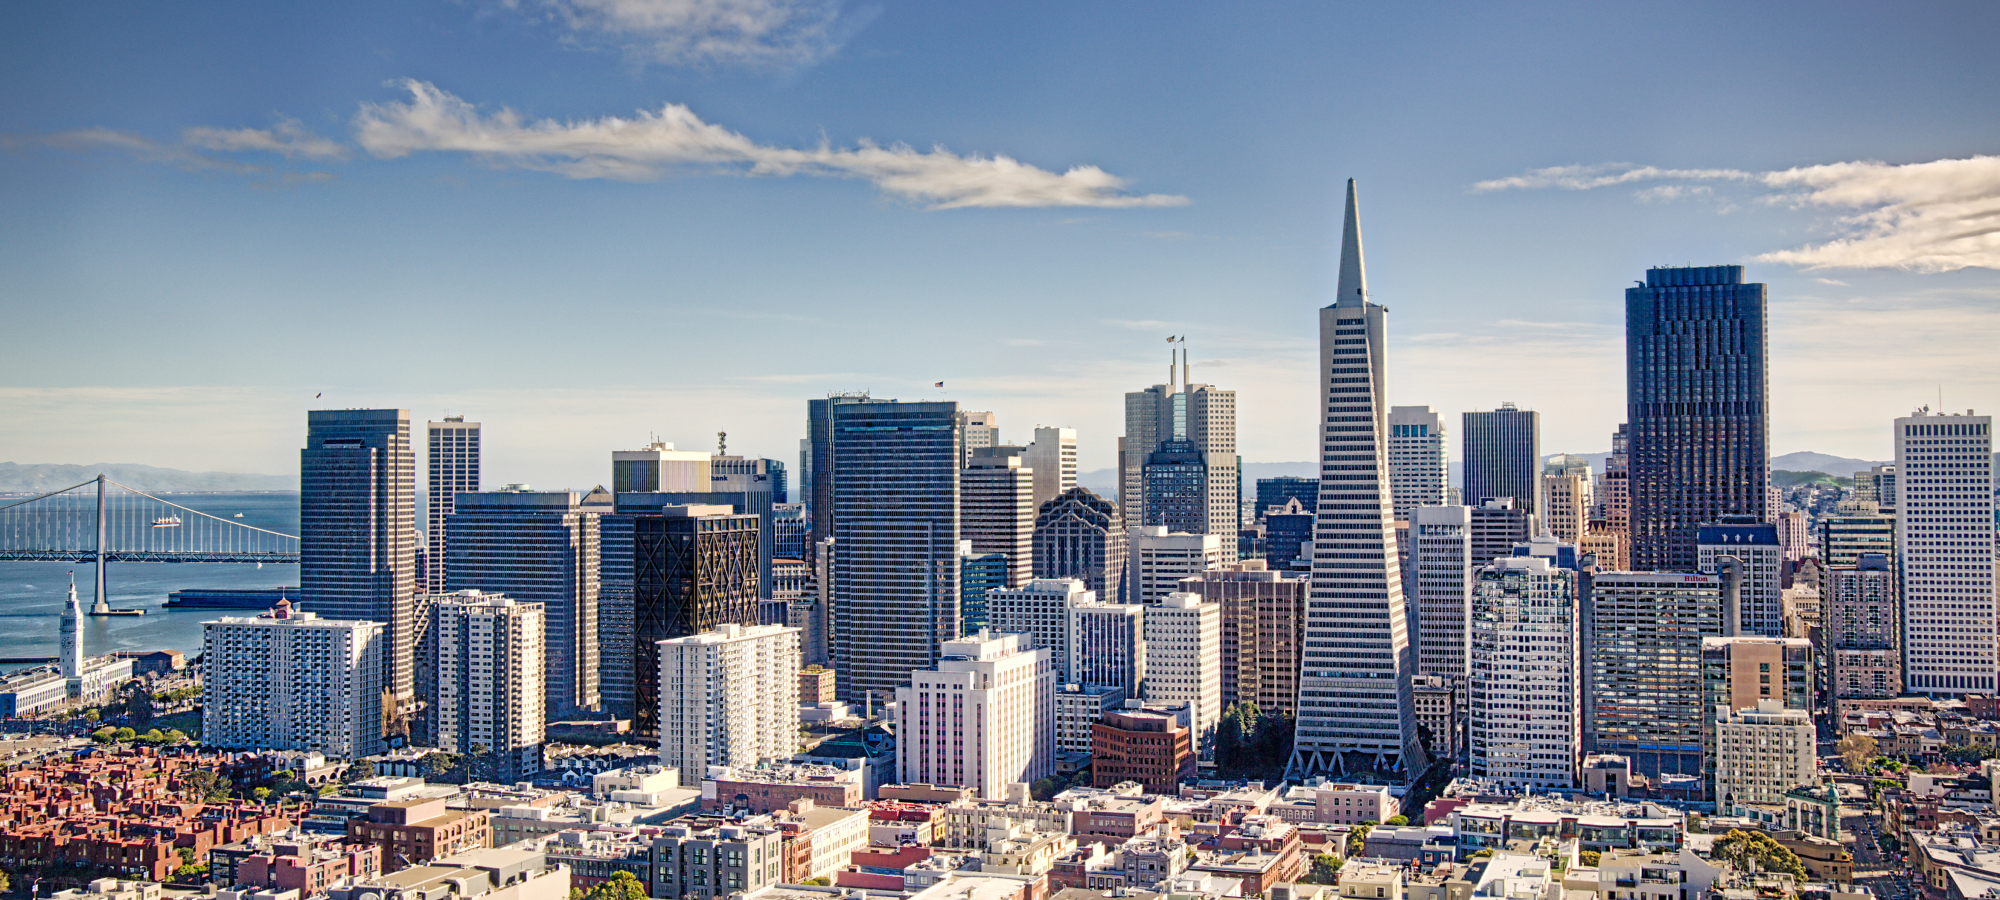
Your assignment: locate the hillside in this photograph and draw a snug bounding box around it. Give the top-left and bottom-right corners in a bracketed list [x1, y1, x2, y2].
[0, 462, 294, 494]
[1771, 451, 1887, 477]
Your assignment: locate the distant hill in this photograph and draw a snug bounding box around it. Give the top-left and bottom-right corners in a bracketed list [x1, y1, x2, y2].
[1771, 451, 1887, 477]
[1774, 469, 1853, 488]
[0, 462, 293, 494]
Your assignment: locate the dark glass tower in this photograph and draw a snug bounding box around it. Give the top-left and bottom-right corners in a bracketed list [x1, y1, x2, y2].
[1462, 404, 1542, 516]
[826, 399, 962, 704]
[302, 409, 417, 730]
[1626, 265, 1770, 572]
[631, 506, 760, 735]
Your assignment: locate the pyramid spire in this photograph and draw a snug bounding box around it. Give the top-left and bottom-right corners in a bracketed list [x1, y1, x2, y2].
[1334, 178, 1368, 307]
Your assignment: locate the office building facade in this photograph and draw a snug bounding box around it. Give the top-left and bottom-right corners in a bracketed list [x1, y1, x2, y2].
[826, 399, 962, 704]
[445, 490, 600, 716]
[1142, 593, 1222, 758]
[895, 631, 1055, 800]
[430, 591, 545, 782]
[1822, 500, 1895, 568]
[985, 578, 1089, 675]
[1255, 477, 1319, 521]
[1387, 406, 1449, 520]
[1033, 487, 1128, 603]
[1069, 600, 1147, 696]
[203, 602, 384, 759]
[1470, 498, 1531, 571]
[1291, 179, 1428, 779]
[1697, 521, 1784, 638]
[302, 408, 417, 717]
[1463, 404, 1542, 518]
[657, 624, 802, 787]
[1827, 553, 1901, 702]
[963, 446, 1036, 588]
[425, 417, 480, 594]
[956, 410, 1001, 468]
[1626, 265, 1771, 572]
[1584, 572, 1725, 780]
[1179, 563, 1304, 717]
[1409, 505, 1474, 685]
[632, 505, 762, 735]
[1894, 410, 1995, 695]
[1122, 352, 1238, 536]
[1127, 527, 1228, 604]
[1468, 555, 1580, 790]
[1024, 426, 1078, 513]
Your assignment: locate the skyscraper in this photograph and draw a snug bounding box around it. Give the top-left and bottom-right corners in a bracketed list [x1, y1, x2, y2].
[1827, 553, 1900, 702]
[895, 631, 1054, 800]
[1603, 423, 1630, 537]
[1033, 487, 1128, 603]
[827, 399, 962, 705]
[1024, 426, 1079, 512]
[986, 578, 1090, 677]
[1584, 572, 1725, 779]
[430, 591, 545, 782]
[1387, 406, 1448, 520]
[1821, 499, 1894, 568]
[1142, 593, 1222, 758]
[302, 409, 417, 721]
[1126, 527, 1228, 604]
[1463, 404, 1542, 518]
[425, 417, 480, 594]
[203, 601, 384, 758]
[1894, 409, 1995, 696]
[612, 441, 711, 493]
[632, 504, 761, 735]
[1409, 505, 1473, 685]
[1697, 520, 1783, 637]
[1542, 457, 1593, 543]
[1255, 477, 1320, 520]
[1122, 353, 1237, 535]
[1291, 179, 1427, 779]
[446, 490, 600, 716]
[1469, 498, 1531, 570]
[962, 445, 1036, 588]
[956, 410, 1001, 468]
[1626, 265, 1771, 572]
[1068, 599, 1148, 697]
[1468, 554, 1580, 789]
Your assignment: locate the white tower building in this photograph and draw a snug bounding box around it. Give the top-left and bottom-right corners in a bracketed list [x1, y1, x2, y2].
[431, 590, 546, 782]
[1143, 593, 1223, 759]
[202, 601, 384, 758]
[1387, 406, 1449, 520]
[657, 623, 802, 786]
[1292, 179, 1428, 779]
[426, 417, 481, 594]
[1127, 527, 1229, 604]
[896, 630, 1054, 799]
[59, 573, 84, 680]
[986, 578, 1090, 678]
[1467, 555, 1580, 789]
[1025, 427, 1079, 512]
[1895, 409, 1996, 696]
[1409, 505, 1474, 685]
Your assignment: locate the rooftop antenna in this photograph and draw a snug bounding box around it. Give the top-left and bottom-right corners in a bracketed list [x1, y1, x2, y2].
[718, 431, 727, 456]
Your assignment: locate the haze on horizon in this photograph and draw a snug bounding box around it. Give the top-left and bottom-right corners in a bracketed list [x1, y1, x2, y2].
[3, 2, 1997, 489]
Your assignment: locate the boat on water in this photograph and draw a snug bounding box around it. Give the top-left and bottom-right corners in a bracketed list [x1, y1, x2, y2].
[151, 516, 182, 528]
[232, 513, 244, 518]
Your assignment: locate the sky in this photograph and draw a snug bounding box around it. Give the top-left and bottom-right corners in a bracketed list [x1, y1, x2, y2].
[3, 1, 1998, 489]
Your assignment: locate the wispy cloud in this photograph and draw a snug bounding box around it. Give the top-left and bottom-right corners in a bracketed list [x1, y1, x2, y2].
[182, 120, 349, 160]
[1476, 155, 2000, 272]
[1814, 277, 1850, 286]
[354, 81, 1186, 209]
[514, 0, 868, 69]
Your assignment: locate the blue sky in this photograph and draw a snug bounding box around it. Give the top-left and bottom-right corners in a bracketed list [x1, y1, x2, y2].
[4, 1, 1998, 488]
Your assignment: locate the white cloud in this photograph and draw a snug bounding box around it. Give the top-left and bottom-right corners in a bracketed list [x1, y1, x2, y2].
[1633, 184, 1712, 203]
[353, 80, 1187, 209]
[530, 0, 862, 68]
[182, 120, 348, 160]
[1814, 277, 1850, 286]
[1477, 155, 2000, 272]
[1, 127, 262, 173]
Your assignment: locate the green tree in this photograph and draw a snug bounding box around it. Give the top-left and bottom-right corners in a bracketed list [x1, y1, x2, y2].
[253, 787, 272, 803]
[421, 751, 460, 778]
[91, 726, 118, 743]
[183, 769, 231, 803]
[1387, 815, 1410, 826]
[112, 726, 137, 742]
[1304, 854, 1344, 884]
[1711, 830, 1807, 879]
[1346, 822, 1375, 857]
[1837, 733, 1877, 774]
[83, 707, 101, 724]
[343, 758, 377, 784]
[799, 877, 832, 887]
[1029, 776, 1062, 801]
[0, 865, 12, 895]
[138, 728, 166, 745]
[165, 729, 188, 744]
[1579, 850, 1601, 867]
[575, 871, 648, 900]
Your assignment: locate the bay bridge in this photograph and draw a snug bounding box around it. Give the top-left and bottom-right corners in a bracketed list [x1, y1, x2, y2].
[0, 475, 299, 610]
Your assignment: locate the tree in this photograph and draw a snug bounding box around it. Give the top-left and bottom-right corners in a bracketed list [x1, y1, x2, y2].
[83, 708, 100, 725]
[164, 729, 188, 744]
[1838, 734, 1877, 774]
[800, 877, 832, 887]
[344, 759, 377, 784]
[421, 751, 460, 778]
[1387, 815, 1410, 826]
[1305, 854, 1344, 884]
[184, 769, 231, 803]
[138, 728, 166, 745]
[1346, 822, 1375, 857]
[253, 787, 272, 803]
[1579, 850, 1601, 867]
[1944, 744, 1996, 765]
[1712, 830, 1806, 879]
[91, 726, 117, 743]
[113, 726, 136, 742]
[571, 871, 648, 900]
[0, 865, 12, 895]
[1029, 776, 1063, 801]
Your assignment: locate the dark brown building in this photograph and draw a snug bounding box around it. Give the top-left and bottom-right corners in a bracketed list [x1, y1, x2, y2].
[345, 797, 489, 872]
[1091, 710, 1193, 793]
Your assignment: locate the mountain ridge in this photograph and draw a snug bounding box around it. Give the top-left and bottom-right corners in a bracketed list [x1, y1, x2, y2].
[0, 462, 294, 494]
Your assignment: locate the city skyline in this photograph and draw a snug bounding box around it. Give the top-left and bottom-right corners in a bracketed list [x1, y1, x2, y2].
[4, 4, 1999, 487]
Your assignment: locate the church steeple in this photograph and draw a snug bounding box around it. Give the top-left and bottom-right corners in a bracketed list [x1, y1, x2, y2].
[1334, 178, 1368, 307]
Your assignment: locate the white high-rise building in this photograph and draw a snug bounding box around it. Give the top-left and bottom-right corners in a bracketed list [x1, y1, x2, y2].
[1409, 505, 1474, 685]
[1127, 527, 1229, 604]
[1068, 599, 1146, 696]
[1387, 406, 1448, 520]
[1122, 354, 1238, 536]
[426, 417, 481, 594]
[1467, 555, 1579, 790]
[896, 630, 1054, 799]
[957, 411, 1001, 468]
[1895, 409, 1996, 696]
[202, 601, 384, 758]
[963, 446, 1037, 588]
[1142, 593, 1222, 759]
[431, 590, 546, 782]
[657, 623, 802, 786]
[986, 578, 1090, 677]
[1713, 699, 1818, 808]
[1025, 427, 1079, 513]
[59, 574, 84, 679]
[1292, 179, 1428, 779]
[1698, 521, 1785, 637]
